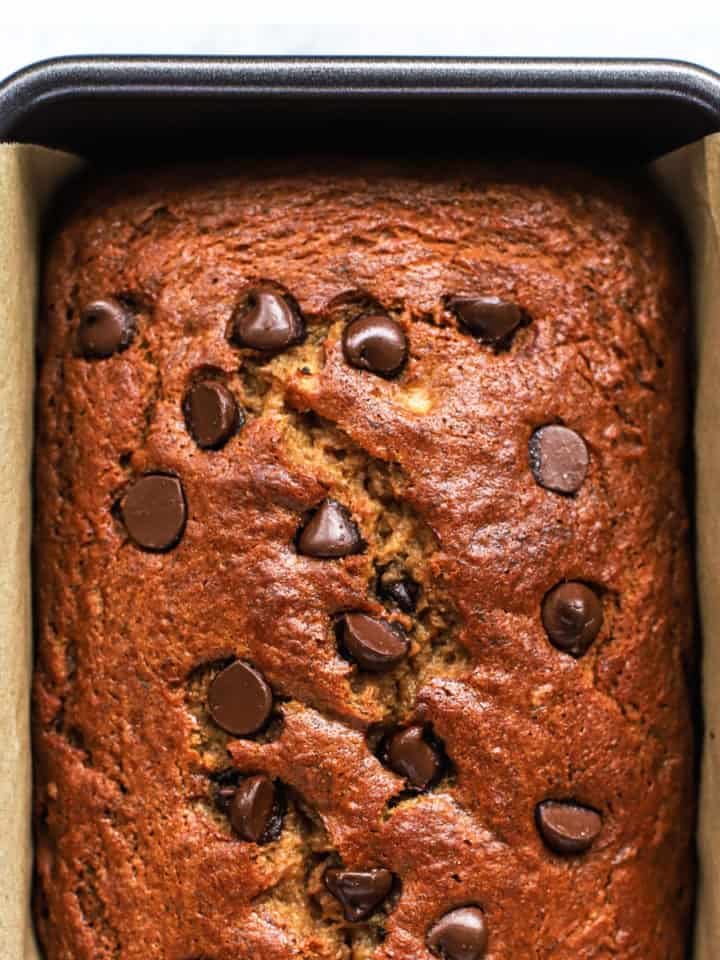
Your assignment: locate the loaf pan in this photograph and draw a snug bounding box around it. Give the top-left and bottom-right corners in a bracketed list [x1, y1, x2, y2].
[0, 54, 717, 960]
[2, 56, 720, 161]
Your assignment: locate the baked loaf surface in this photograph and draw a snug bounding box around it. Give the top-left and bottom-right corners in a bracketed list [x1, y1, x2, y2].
[33, 161, 694, 960]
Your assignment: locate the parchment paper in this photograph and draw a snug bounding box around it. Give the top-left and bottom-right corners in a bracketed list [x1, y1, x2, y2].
[655, 135, 720, 959]
[0, 138, 716, 958]
[0, 144, 82, 960]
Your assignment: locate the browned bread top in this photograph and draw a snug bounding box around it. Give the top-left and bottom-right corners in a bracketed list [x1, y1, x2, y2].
[33, 160, 694, 960]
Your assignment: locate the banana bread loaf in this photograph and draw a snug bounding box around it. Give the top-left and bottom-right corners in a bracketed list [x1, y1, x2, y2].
[33, 160, 695, 960]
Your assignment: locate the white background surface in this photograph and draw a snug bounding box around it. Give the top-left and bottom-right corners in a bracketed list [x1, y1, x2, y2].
[3, 12, 720, 85]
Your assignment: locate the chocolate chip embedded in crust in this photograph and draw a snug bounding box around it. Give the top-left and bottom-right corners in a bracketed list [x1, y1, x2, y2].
[339, 613, 409, 673]
[121, 474, 186, 551]
[297, 499, 363, 558]
[324, 867, 394, 922]
[230, 288, 304, 352]
[536, 801, 602, 854]
[183, 380, 240, 449]
[542, 582, 603, 657]
[342, 314, 408, 377]
[229, 775, 279, 843]
[386, 725, 442, 790]
[210, 767, 242, 811]
[449, 296, 523, 344]
[529, 425, 589, 495]
[207, 661, 273, 736]
[378, 574, 419, 613]
[78, 299, 136, 358]
[427, 906, 488, 960]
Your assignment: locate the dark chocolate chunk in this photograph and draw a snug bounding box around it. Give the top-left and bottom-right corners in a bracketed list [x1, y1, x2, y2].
[230, 288, 304, 352]
[449, 296, 523, 344]
[378, 571, 419, 613]
[529, 425, 589, 494]
[208, 661, 273, 736]
[183, 380, 240, 449]
[536, 800, 602, 854]
[78, 298, 135, 358]
[229, 775, 278, 843]
[297, 499, 363, 558]
[324, 867, 394, 922]
[121, 474, 186, 551]
[427, 906, 488, 960]
[340, 613, 409, 673]
[342, 314, 408, 377]
[386, 725, 442, 790]
[542, 582, 603, 657]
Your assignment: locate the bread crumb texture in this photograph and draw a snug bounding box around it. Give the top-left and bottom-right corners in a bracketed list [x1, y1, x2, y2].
[33, 160, 694, 960]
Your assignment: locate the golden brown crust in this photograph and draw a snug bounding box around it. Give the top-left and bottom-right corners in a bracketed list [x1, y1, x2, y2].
[33, 160, 694, 959]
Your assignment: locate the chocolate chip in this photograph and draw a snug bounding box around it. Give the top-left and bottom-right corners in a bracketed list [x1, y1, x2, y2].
[342, 314, 408, 377]
[378, 574, 419, 613]
[230, 288, 304, 352]
[529, 425, 589, 494]
[536, 801, 602, 854]
[210, 767, 242, 808]
[542, 582, 603, 657]
[324, 867, 394, 922]
[339, 613, 409, 673]
[183, 380, 240, 449]
[427, 906, 488, 960]
[449, 296, 523, 344]
[208, 661, 273, 736]
[229, 775, 280, 843]
[121, 474, 186, 551]
[297, 499, 363, 558]
[386, 725, 442, 790]
[78, 299, 135, 358]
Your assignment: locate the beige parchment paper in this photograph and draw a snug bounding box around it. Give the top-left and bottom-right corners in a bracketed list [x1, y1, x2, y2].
[654, 134, 720, 959]
[0, 137, 718, 958]
[0, 144, 82, 960]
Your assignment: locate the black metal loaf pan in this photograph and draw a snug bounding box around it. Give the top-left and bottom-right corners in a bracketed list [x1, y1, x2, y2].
[0, 51, 715, 960]
[2, 56, 720, 162]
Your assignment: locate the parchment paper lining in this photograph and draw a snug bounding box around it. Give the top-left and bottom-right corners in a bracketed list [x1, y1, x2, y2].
[0, 138, 715, 957]
[0, 144, 82, 960]
[655, 135, 720, 958]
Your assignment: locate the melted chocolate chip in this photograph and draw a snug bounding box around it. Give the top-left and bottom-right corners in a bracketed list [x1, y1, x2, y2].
[183, 380, 240, 449]
[339, 613, 409, 673]
[542, 582, 603, 657]
[378, 572, 419, 613]
[386, 725, 442, 790]
[297, 499, 363, 558]
[230, 288, 304, 352]
[229, 775, 280, 843]
[427, 906, 488, 960]
[529, 425, 589, 494]
[207, 661, 273, 736]
[324, 867, 394, 922]
[78, 299, 136, 358]
[342, 314, 408, 377]
[536, 801, 602, 854]
[449, 296, 523, 344]
[121, 474, 186, 551]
